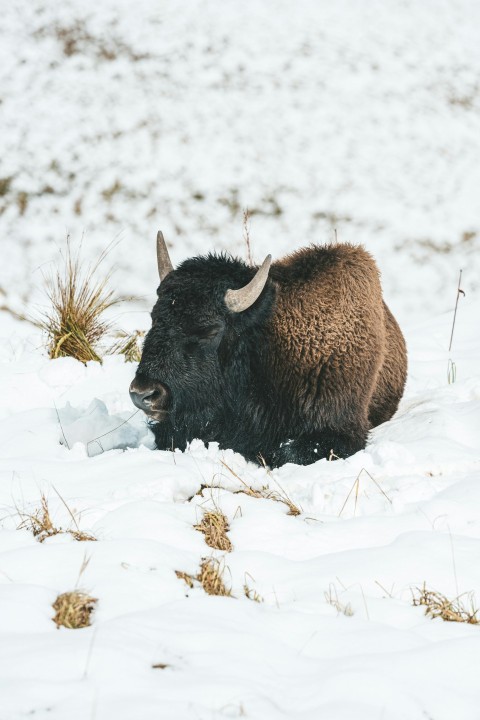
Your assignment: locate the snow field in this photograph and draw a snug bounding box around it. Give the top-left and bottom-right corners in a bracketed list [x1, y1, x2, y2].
[0, 297, 480, 719]
[1, 0, 480, 325]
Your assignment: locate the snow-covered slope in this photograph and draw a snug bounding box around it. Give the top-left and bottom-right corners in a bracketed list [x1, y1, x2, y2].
[0, 298, 479, 720]
[1, 0, 480, 326]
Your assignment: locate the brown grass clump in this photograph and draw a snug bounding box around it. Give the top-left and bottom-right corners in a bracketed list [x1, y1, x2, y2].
[109, 330, 145, 363]
[198, 558, 232, 596]
[52, 591, 97, 629]
[176, 558, 232, 597]
[40, 241, 118, 363]
[17, 492, 96, 543]
[413, 583, 479, 624]
[194, 511, 232, 552]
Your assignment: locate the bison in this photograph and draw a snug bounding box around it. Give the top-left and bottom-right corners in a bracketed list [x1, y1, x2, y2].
[129, 232, 407, 467]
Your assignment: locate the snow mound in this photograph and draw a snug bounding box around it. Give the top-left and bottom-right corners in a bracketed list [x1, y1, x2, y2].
[58, 398, 151, 456]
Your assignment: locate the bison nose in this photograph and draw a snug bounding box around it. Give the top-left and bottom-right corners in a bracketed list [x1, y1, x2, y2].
[129, 379, 169, 413]
[129, 387, 156, 411]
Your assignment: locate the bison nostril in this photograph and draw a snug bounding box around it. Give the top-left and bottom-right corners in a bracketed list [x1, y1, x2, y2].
[129, 389, 155, 411]
[129, 380, 169, 413]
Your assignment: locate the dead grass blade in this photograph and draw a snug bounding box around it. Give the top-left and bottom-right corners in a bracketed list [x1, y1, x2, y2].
[220, 460, 301, 516]
[53, 591, 97, 629]
[194, 510, 232, 552]
[324, 583, 354, 617]
[338, 468, 392, 517]
[243, 572, 263, 603]
[40, 239, 119, 363]
[412, 583, 479, 624]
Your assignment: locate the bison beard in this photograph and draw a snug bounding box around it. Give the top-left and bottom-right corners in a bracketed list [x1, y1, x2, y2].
[130, 234, 407, 468]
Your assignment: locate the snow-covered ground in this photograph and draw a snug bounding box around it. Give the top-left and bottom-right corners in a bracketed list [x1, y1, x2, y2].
[1, 285, 479, 720]
[1, 0, 480, 325]
[1, 0, 480, 718]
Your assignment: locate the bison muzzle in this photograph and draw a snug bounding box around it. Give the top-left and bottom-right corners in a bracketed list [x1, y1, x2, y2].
[129, 231, 407, 467]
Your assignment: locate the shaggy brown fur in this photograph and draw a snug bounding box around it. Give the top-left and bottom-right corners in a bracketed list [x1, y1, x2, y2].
[265, 243, 407, 457]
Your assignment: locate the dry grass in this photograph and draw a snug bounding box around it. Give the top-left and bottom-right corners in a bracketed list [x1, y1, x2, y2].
[243, 573, 263, 603]
[175, 570, 195, 588]
[243, 208, 254, 266]
[109, 330, 145, 363]
[176, 558, 232, 597]
[194, 511, 232, 552]
[52, 591, 97, 629]
[337, 468, 392, 517]
[40, 241, 118, 363]
[17, 492, 96, 543]
[198, 558, 232, 596]
[412, 584, 479, 624]
[325, 584, 354, 617]
[221, 460, 301, 516]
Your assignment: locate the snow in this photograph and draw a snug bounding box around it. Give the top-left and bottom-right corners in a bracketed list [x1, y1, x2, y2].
[1, 0, 480, 718]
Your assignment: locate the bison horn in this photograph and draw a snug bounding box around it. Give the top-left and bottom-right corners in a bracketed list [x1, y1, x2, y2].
[156, 230, 174, 281]
[225, 254, 272, 313]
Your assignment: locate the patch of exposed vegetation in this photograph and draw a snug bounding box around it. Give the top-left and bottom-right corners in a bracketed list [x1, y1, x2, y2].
[195, 510, 232, 552]
[40, 241, 118, 363]
[17, 492, 96, 543]
[0, 176, 13, 196]
[413, 583, 479, 624]
[34, 20, 149, 63]
[53, 591, 97, 629]
[176, 558, 232, 597]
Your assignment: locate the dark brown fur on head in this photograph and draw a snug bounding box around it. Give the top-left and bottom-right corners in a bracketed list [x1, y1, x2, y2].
[131, 241, 407, 467]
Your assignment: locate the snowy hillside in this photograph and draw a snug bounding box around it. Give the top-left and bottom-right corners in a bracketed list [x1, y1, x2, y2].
[1, 0, 480, 325]
[1, 279, 479, 720]
[1, 0, 480, 718]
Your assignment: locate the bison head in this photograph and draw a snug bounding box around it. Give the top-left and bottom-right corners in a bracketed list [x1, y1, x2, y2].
[129, 232, 274, 449]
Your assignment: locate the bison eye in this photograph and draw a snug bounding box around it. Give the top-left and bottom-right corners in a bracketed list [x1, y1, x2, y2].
[186, 322, 224, 343]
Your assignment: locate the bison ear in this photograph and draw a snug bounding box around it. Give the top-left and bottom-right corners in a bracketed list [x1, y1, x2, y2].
[224, 255, 272, 313]
[157, 230, 174, 281]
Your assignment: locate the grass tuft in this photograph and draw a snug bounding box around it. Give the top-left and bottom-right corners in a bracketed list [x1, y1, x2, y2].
[176, 558, 232, 597]
[17, 492, 96, 543]
[194, 511, 232, 552]
[40, 241, 118, 363]
[198, 558, 232, 596]
[52, 591, 97, 629]
[413, 583, 479, 624]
